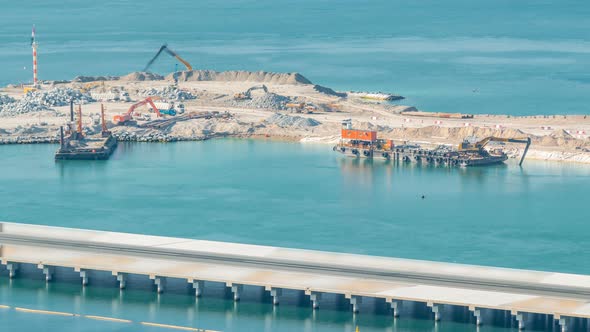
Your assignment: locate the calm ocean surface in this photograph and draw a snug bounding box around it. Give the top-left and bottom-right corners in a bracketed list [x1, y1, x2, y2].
[1, 0, 589, 330]
[0, 140, 589, 331]
[1, 0, 590, 115]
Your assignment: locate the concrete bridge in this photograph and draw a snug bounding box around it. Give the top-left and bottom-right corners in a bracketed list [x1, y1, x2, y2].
[0, 222, 589, 331]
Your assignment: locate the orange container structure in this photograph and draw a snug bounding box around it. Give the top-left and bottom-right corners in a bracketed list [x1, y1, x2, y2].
[341, 129, 377, 142]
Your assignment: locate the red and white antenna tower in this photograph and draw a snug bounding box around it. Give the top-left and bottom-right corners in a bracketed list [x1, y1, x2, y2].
[31, 25, 38, 86]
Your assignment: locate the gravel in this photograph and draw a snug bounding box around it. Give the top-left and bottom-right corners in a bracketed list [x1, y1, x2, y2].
[265, 113, 321, 128]
[230, 93, 291, 110]
[0, 88, 94, 117]
[139, 86, 196, 101]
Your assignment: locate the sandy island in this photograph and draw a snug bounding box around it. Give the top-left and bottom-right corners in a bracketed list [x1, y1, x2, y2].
[1, 70, 589, 164]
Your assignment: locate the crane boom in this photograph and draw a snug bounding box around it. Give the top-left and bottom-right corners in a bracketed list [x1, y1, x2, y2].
[143, 44, 192, 72]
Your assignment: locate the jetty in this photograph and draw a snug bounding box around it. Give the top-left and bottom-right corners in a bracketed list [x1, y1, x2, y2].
[0, 222, 588, 331]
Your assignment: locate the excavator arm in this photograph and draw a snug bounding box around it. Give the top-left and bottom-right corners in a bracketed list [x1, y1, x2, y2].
[143, 44, 192, 72]
[474, 136, 532, 166]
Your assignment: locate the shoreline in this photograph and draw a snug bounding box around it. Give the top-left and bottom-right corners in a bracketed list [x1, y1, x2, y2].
[1, 70, 589, 165]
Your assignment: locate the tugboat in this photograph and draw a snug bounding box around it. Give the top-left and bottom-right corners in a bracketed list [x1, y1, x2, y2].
[55, 102, 117, 160]
[333, 120, 531, 167]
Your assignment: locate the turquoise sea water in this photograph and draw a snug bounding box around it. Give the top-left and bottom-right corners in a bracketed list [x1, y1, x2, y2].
[0, 140, 589, 331]
[1, 0, 590, 115]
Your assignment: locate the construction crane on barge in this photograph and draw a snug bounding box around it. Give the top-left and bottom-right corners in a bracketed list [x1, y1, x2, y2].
[143, 44, 192, 72]
[458, 136, 532, 166]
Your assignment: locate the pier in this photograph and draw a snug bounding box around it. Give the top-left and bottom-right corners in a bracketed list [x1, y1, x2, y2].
[1, 222, 589, 330]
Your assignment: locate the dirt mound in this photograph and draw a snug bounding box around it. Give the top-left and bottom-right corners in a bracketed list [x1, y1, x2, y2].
[166, 70, 312, 85]
[119, 72, 165, 81]
[313, 85, 346, 97]
[72, 75, 118, 83]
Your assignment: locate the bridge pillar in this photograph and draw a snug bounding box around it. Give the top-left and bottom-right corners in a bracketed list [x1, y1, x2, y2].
[150, 276, 166, 293]
[386, 299, 400, 318]
[513, 311, 525, 330]
[116, 273, 126, 289]
[346, 294, 362, 313]
[6, 263, 18, 279]
[37, 264, 53, 282]
[74, 267, 89, 286]
[427, 302, 440, 321]
[306, 291, 321, 310]
[469, 306, 482, 326]
[265, 287, 282, 305]
[190, 280, 204, 297]
[227, 283, 242, 301]
[556, 316, 568, 332]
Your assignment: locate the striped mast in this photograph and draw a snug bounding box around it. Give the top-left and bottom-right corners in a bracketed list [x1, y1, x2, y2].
[31, 25, 38, 86]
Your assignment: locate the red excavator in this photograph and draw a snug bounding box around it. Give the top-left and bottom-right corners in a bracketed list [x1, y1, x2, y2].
[113, 97, 161, 125]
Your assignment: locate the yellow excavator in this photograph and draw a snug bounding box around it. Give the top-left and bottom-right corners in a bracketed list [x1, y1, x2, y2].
[144, 44, 192, 72]
[458, 136, 531, 166]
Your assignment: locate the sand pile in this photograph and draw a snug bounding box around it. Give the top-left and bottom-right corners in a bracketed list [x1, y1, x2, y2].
[265, 113, 321, 128]
[119, 72, 164, 81]
[166, 70, 312, 85]
[313, 85, 347, 97]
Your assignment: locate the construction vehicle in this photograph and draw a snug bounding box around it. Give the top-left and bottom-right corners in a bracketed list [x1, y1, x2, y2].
[113, 97, 162, 125]
[23, 86, 37, 94]
[144, 44, 192, 72]
[285, 102, 317, 113]
[233, 85, 268, 100]
[458, 136, 531, 166]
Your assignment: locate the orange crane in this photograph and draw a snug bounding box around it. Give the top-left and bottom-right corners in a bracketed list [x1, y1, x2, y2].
[113, 97, 161, 125]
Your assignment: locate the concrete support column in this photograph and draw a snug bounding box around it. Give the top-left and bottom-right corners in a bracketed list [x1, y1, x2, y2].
[150, 276, 166, 293]
[470, 306, 482, 326]
[80, 270, 89, 286]
[428, 302, 440, 322]
[513, 312, 525, 330]
[7, 263, 18, 279]
[38, 264, 53, 282]
[556, 316, 568, 332]
[227, 283, 242, 301]
[392, 301, 400, 318]
[346, 295, 362, 313]
[308, 292, 321, 310]
[116, 273, 126, 289]
[265, 286, 282, 306]
[191, 280, 204, 297]
[386, 299, 400, 318]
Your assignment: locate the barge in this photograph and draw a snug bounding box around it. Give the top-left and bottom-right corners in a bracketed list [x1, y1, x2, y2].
[55, 103, 118, 160]
[333, 120, 530, 167]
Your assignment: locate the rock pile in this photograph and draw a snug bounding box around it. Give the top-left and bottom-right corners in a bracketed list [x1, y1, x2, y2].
[265, 113, 321, 128]
[0, 94, 15, 105]
[139, 86, 196, 101]
[231, 93, 291, 110]
[0, 88, 94, 117]
[113, 131, 177, 142]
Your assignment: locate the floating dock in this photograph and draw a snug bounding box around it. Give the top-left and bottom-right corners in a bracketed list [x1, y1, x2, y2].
[0, 222, 589, 331]
[55, 103, 117, 160]
[333, 121, 531, 167]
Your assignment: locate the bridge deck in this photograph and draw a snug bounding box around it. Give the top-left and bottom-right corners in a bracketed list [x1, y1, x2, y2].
[1, 222, 589, 320]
